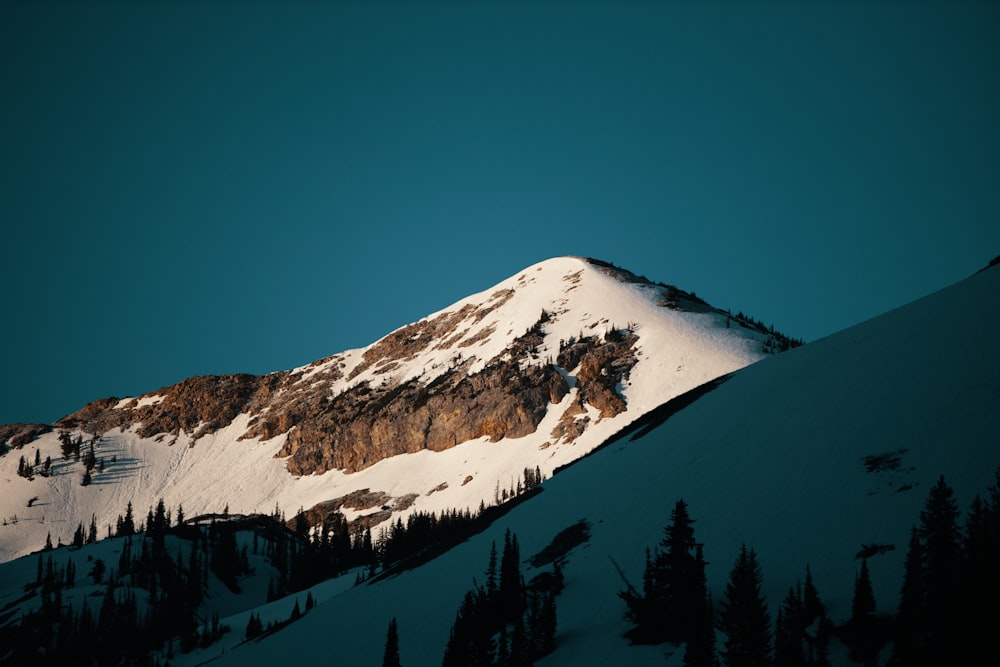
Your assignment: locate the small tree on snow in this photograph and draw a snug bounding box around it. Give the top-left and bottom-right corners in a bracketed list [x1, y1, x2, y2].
[382, 617, 402, 667]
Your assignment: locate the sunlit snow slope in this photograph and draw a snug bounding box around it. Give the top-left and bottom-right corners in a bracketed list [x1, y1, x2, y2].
[187, 263, 1000, 666]
[0, 257, 773, 563]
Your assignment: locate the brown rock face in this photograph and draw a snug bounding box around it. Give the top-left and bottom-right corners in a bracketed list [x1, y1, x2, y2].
[133, 374, 282, 440]
[56, 374, 290, 442]
[557, 328, 638, 418]
[278, 357, 569, 475]
[0, 423, 52, 448]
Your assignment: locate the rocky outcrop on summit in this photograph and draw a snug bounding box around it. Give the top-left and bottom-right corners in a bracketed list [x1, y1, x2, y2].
[346, 288, 515, 381]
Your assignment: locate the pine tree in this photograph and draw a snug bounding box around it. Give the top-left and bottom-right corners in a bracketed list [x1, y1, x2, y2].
[801, 565, 823, 625]
[89, 558, 106, 585]
[960, 484, 1000, 665]
[97, 580, 116, 635]
[851, 558, 876, 623]
[892, 526, 925, 666]
[717, 544, 771, 667]
[59, 431, 73, 460]
[918, 475, 961, 661]
[509, 612, 529, 667]
[485, 540, 499, 627]
[265, 577, 276, 603]
[499, 530, 523, 622]
[117, 501, 135, 537]
[683, 544, 717, 667]
[846, 556, 889, 663]
[72, 522, 85, 548]
[382, 617, 402, 667]
[153, 498, 167, 533]
[442, 588, 494, 667]
[658, 499, 700, 642]
[622, 499, 707, 645]
[773, 587, 804, 667]
[537, 591, 558, 657]
[245, 613, 263, 640]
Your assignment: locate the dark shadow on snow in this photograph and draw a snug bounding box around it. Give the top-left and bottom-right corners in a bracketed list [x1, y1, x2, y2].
[552, 373, 733, 476]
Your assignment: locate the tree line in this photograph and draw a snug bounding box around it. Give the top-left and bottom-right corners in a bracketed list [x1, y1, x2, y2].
[4, 476, 548, 666]
[618, 469, 1000, 666]
[440, 529, 559, 667]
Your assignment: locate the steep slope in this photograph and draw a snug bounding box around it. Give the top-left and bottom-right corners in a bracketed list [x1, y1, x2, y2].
[175, 263, 1000, 666]
[0, 257, 778, 563]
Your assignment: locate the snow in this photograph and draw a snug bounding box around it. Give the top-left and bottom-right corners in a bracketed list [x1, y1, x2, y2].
[113, 394, 165, 410]
[2, 260, 998, 665]
[169, 263, 999, 666]
[0, 257, 768, 564]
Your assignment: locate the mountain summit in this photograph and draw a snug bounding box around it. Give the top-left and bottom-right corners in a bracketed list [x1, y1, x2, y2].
[177, 260, 1000, 667]
[0, 257, 786, 563]
[3, 257, 995, 666]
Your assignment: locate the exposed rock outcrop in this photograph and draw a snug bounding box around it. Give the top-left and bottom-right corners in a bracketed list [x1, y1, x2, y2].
[56, 374, 289, 442]
[557, 327, 638, 418]
[278, 352, 570, 475]
[0, 423, 52, 449]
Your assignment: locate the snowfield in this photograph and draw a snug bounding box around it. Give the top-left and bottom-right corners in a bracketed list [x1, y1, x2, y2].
[0, 257, 771, 564]
[170, 261, 1000, 666]
[1, 259, 997, 666]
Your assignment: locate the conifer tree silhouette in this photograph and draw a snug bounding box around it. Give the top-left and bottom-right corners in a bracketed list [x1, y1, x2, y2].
[717, 544, 771, 667]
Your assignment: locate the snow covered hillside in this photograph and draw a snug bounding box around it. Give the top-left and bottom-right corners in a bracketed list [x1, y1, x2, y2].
[0, 257, 779, 564]
[174, 262, 1000, 666]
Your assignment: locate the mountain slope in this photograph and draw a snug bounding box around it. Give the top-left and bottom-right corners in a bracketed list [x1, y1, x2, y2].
[173, 262, 1000, 666]
[0, 256, 779, 564]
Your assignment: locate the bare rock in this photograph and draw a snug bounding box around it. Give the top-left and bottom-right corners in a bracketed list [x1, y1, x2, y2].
[0, 423, 52, 449]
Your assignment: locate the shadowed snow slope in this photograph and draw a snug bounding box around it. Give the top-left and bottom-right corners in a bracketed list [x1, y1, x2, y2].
[185, 264, 999, 666]
[0, 257, 774, 563]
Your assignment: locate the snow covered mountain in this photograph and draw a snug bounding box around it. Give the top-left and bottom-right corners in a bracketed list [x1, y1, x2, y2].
[157, 258, 997, 667]
[0, 256, 783, 565]
[2, 257, 997, 666]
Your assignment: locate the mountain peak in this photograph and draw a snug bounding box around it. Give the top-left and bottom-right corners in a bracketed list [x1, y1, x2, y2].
[1, 258, 784, 563]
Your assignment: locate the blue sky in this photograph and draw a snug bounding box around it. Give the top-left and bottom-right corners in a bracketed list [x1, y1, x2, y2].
[2, 1, 998, 426]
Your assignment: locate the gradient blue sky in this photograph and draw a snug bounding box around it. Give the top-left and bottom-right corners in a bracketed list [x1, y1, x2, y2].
[2, 1, 998, 425]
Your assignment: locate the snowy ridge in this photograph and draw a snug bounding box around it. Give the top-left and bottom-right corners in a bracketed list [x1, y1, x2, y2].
[294, 256, 762, 407]
[0, 257, 772, 564]
[168, 260, 1000, 667]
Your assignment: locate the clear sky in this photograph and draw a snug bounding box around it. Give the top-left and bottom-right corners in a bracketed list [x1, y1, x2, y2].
[2, 0, 998, 426]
